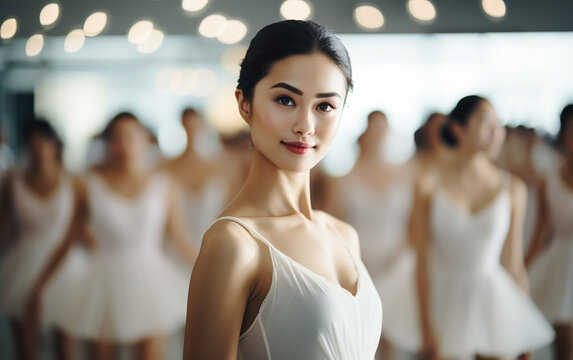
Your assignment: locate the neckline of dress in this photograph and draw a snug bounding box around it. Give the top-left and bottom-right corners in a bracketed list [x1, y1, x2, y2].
[436, 185, 508, 217]
[18, 172, 66, 205]
[217, 215, 362, 299]
[91, 172, 159, 202]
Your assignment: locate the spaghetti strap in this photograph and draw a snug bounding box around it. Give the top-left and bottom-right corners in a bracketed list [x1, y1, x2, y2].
[210, 216, 276, 250]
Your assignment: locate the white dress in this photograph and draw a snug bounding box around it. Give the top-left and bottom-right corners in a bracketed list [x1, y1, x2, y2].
[53, 172, 188, 342]
[210, 215, 383, 360]
[0, 173, 85, 325]
[184, 179, 227, 250]
[339, 176, 420, 351]
[530, 164, 573, 324]
[429, 184, 554, 358]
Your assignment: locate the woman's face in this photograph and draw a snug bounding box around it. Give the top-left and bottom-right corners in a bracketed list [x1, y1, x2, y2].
[107, 118, 148, 163]
[462, 100, 506, 158]
[237, 52, 347, 173]
[28, 133, 58, 163]
[361, 113, 388, 151]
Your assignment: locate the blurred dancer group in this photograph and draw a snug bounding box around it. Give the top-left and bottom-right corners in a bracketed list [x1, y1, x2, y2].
[0, 99, 572, 360]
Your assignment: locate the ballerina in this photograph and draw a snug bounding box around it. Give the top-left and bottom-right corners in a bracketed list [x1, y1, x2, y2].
[410, 95, 554, 359]
[183, 20, 383, 359]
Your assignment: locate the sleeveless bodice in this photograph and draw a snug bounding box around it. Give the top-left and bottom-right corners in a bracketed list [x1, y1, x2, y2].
[430, 187, 511, 275]
[13, 173, 73, 246]
[340, 176, 412, 270]
[86, 172, 169, 253]
[212, 216, 383, 360]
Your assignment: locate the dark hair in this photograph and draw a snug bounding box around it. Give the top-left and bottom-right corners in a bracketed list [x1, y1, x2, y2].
[558, 104, 573, 145]
[441, 95, 487, 147]
[237, 20, 353, 101]
[100, 112, 141, 141]
[181, 107, 199, 119]
[24, 118, 64, 161]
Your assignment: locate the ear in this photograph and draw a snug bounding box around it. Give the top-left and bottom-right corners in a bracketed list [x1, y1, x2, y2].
[235, 89, 252, 126]
[450, 122, 464, 140]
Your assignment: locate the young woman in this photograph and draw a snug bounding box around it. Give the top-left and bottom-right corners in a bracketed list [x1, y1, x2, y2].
[0, 120, 84, 360]
[163, 108, 229, 256]
[526, 104, 573, 360]
[410, 95, 554, 359]
[183, 20, 383, 359]
[27, 112, 197, 360]
[325, 110, 420, 359]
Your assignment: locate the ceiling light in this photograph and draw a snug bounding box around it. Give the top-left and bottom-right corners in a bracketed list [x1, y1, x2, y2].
[280, 0, 312, 20]
[26, 34, 44, 56]
[182, 0, 209, 12]
[407, 0, 436, 22]
[128, 20, 154, 44]
[217, 19, 247, 44]
[84, 11, 107, 36]
[137, 29, 164, 54]
[482, 0, 506, 18]
[198, 14, 227, 38]
[40, 3, 60, 26]
[354, 4, 384, 30]
[1, 18, 18, 40]
[64, 29, 85, 53]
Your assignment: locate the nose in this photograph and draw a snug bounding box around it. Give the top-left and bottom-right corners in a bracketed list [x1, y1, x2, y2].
[292, 108, 315, 137]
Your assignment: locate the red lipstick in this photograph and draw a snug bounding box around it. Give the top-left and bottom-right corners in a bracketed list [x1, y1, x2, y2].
[282, 141, 314, 155]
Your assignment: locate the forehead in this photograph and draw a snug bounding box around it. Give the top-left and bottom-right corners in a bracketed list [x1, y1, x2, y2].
[258, 52, 347, 94]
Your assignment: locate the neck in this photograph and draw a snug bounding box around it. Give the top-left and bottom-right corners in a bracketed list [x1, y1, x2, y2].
[238, 149, 313, 220]
[450, 149, 492, 176]
[108, 158, 145, 175]
[356, 147, 386, 166]
[29, 159, 61, 179]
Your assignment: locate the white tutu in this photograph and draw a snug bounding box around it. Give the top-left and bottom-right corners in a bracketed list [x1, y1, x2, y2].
[429, 184, 554, 358]
[529, 235, 573, 324]
[0, 173, 84, 327]
[374, 249, 421, 352]
[338, 174, 420, 351]
[431, 264, 554, 358]
[55, 172, 189, 342]
[0, 240, 86, 324]
[53, 249, 188, 343]
[529, 163, 573, 325]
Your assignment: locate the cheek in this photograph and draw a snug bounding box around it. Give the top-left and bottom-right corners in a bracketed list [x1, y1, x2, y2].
[316, 116, 341, 146]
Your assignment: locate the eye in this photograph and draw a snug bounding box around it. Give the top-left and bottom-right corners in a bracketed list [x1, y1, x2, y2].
[275, 95, 295, 107]
[316, 102, 335, 112]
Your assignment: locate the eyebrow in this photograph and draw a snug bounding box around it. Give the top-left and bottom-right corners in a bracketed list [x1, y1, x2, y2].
[271, 82, 341, 99]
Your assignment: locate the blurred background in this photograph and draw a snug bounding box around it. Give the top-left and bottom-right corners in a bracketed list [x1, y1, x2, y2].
[1, 0, 572, 174]
[1, 1, 573, 359]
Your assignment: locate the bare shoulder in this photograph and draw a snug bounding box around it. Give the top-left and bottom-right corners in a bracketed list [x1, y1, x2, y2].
[199, 219, 263, 273]
[318, 211, 360, 257]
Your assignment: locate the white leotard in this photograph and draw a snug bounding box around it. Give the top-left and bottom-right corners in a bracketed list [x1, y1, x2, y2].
[211, 215, 383, 360]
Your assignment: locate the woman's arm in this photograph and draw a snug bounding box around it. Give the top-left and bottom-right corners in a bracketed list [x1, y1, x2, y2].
[501, 175, 530, 293]
[165, 178, 199, 265]
[183, 221, 262, 359]
[410, 175, 438, 358]
[524, 180, 552, 268]
[0, 172, 14, 253]
[26, 176, 88, 319]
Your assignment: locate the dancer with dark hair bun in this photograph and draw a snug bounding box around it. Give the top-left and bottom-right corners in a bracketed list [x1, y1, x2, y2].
[410, 96, 554, 359]
[184, 20, 382, 359]
[0, 119, 84, 360]
[27, 112, 197, 360]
